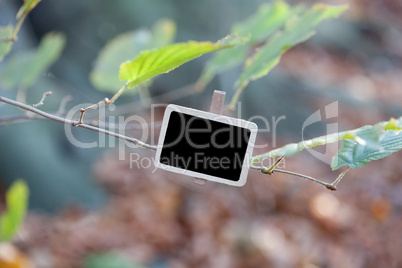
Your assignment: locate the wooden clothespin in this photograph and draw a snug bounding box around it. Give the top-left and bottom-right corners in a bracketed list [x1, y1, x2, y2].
[193, 90, 226, 186]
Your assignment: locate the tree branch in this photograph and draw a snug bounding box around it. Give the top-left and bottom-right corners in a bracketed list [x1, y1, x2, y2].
[0, 95, 157, 151]
[0, 95, 350, 189]
[0, 94, 73, 126]
[75, 83, 129, 125]
[250, 164, 340, 191]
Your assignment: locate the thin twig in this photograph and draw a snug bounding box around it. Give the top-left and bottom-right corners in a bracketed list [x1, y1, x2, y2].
[250, 165, 338, 190]
[75, 98, 108, 125]
[0, 9, 30, 42]
[262, 156, 284, 174]
[75, 83, 129, 125]
[0, 92, 53, 124]
[330, 167, 350, 187]
[33, 91, 52, 108]
[0, 94, 71, 126]
[9, 11, 28, 42]
[0, 95, 157, 151]
[0, 94, 160, 130]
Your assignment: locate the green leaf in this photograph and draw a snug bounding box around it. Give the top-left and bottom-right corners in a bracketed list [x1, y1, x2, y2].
[198, 1, 294, 87]
[0, 25, 14, 62]
[235, 4, 348, 90]
[85, 253, 148, 268]
[0, 32, 65, 89]
[331, 128, 402, 170]
[0, 180, 29, 242]
[232, 1, 293, 44]
[119, 37, 234, 88]
[200, 45, 248, 85]
[384, 117, 402, 131]
[90, 19, 176, 93]
[17, 0, 42, 19]
[252, 117, 402, 172]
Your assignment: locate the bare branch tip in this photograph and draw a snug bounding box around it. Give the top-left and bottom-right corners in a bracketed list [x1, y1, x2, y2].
[260, 169, 273, 175]
[32, 91, 53, 108]
[326, 184, 337, 191]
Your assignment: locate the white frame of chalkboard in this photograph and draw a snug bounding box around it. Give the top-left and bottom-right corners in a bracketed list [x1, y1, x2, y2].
[155, 104, 258, 187]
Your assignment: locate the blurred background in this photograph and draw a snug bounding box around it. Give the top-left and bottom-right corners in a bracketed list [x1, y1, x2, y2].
[0, 0, 402, 267]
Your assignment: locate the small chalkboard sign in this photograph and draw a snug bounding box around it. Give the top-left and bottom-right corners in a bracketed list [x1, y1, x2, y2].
[155, 104, 257, 186]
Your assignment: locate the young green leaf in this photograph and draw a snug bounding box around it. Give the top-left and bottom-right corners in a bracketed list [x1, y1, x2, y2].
[0, 180, 29, 242]
[198, 1, 294, 87]
[16, 0, 42, 19]
[198, 45, 248, 87]
[0, 25, 14, 62]
[0, 32, 65, 89]
[235, 4, 348, 90]
[384, 117, 402, 131]
[119, 37, 234, 88]
[232, 1, 293, 44]
[331, 128, 402, 170]
[90, 19, 176, 92]
[252, 117, 402, 172]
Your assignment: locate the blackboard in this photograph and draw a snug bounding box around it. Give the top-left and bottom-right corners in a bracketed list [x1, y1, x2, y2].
[156, 105, 257, 186]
